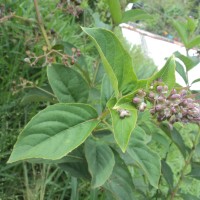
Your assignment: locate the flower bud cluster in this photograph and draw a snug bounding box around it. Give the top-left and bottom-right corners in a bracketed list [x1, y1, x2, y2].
[132, 89, 147, 112]
[132, 80, 200, 125]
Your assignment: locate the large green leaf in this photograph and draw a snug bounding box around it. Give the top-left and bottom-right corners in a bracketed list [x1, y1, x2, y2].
[85, 137, 115, 188]
[127, 127, 161, 188]
[108, 99, 138, 152]
[8, 103, 100, 163]
[122, 9, 152, 23]
[82, 27, 137, 96]
[47, 64, 89, 103]
[103, 151, 137, 200]
[148, 56, 176, 92]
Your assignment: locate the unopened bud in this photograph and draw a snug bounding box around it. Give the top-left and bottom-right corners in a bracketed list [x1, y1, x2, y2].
[133, 97, 142, 104]
[155, 104, 163, 111]
[157, 86, 163, 93]
[139, 102, 147, 112]
[24, 58, 31, 63]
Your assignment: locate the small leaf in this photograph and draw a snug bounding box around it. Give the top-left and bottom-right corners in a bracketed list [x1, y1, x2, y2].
[187, 35, 200, 49]
[8, 103, 100, 163]
[127, 127, 161, 188]
[103, 151, 137, 200]
[85, 137, 115, 188]
[187, 17, 198, 34]
[108, 99, 137, 152]
[161, 160, 174, 189]
[82, 27, 137, 96]
[122, 9, 152, 23]
[192, 78, 200, 85]
[47, 64, 89, 103]
[148, 56, 176, 91]
[175, 61, 188, 84]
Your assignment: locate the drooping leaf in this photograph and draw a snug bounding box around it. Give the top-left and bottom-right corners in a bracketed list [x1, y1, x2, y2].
[160, 123, 186, 158]
[122, 9, 152, 23]
[8, 103, 100, 163]
[175, 61, 188, 85]
[161, 160, 174, 189]
[59, 145, 91, 179]
[108, 98, 138, 152]
[47, 64, 89, 103]
[148, 56, 176, 92]
[103, 151, 137, 200]
[127, 127, 161, 188]
[82, 27, 137, 96]
[181, 193, 200, 200]
[101, 74, 114, 111]
[85, 137, 115, 188]
[188, 162, 200, 180]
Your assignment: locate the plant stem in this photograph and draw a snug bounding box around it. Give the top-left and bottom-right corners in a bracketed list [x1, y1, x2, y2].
[33, 0, 51, 50]
[169, 127, 200, 200]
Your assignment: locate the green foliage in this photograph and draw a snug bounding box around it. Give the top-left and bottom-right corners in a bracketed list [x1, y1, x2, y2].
[1, 0, 200, 199]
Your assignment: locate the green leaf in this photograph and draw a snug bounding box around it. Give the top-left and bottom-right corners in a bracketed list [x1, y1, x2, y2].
[85, 137, 115, 188]
[148, 56, 176, 92]
[161, 160, 174, 189]
[108, 99, 138, 152]
[59, 145, 91, 179]
[181, 193, 200, 200]
[160, 123, 186, 158]
[175, 61, 188, 84]
[172, 20, 188, 46]
[103, 151, 137, 200]
[187, 35, 200, 49]
[101, 74, 114, 111]
[174, 51, 199, 71]
[21, 86, 56, 105]
[82, 27, 137, 96]
[187, 17, 198, 35]
[122, 9, 152, 23]
[192, 78, 200, 85]
[47, 64, 89, 103]
[127, 127, 161, 188]
[107, 0, 122, 25]
[188, 162, 200, 180]
[8, 103, 100, 163]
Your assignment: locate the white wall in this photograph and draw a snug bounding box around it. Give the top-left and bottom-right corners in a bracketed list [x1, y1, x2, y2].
[121, 24, 200, 90]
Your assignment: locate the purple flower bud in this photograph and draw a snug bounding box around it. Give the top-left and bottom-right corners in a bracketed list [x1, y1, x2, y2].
[133, 97, 142, 104]
[139, 102, 147, 112]
[119, 109, 130, 118]
[170, 94, 181, 100]
[158, 96, 165, 103]
[171, 107, 176, 113]
[180, 89, 187, 96]
[157, 86, 163, 93]
[155, 104, 163, 111]
[149, 91, 155, 98]
[171, 89, 177, 95]
[137, 89, 146, 97]
[187, 103, 195, 109]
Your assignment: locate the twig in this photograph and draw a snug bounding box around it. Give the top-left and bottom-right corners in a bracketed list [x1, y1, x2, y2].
[33, 0, 51, 50]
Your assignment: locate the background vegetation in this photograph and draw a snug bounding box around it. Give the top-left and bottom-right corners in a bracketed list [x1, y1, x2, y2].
[0, 0, 199, 199]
